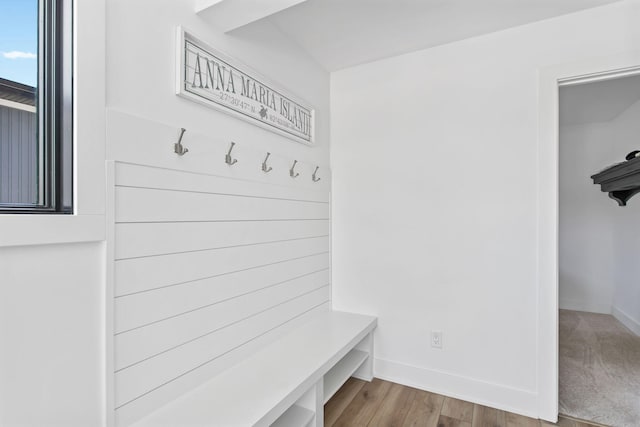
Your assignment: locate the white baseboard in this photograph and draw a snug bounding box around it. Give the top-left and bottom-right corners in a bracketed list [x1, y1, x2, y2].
[559, 299, 611, 314]
[612, 306, 640, 336]
[374, 358, 539, 419]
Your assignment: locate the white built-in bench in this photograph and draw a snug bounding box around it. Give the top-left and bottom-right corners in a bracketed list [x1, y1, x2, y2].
[105, 151, 376, 427]
[132, 311, 376, 427]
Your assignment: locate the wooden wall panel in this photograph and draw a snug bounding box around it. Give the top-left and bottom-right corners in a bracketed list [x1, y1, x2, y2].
[115, 186, 330, 222]
[113, 302, 331, 427]
[114, 252, 330, 334]
[114, 162, 329, 202]
[115, 286, 330, 408]
[108, 161, 331, 425]
[115, 236, 330, 296]
[115, 270, 330, 370]
[115, 219, 330, 260]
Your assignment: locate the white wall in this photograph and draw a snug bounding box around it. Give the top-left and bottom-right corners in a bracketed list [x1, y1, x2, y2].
[611, 99, 640, 335]
[559, 120, 617, 314]
[330, 0, 640, 418]
[0, 0, 330, 425]
[106, 0, 330, 169]
[0, 243, 105, 426]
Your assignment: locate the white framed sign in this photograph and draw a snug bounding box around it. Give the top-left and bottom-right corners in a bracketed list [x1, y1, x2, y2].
[176, 27, 315, 145]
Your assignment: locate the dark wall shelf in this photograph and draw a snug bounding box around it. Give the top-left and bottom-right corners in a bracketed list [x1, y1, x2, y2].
[592, 156, 640, 206]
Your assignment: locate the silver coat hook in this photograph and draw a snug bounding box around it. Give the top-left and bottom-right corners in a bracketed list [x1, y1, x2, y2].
[225, 142, 238, 165]
[174, 128, 189, 156]
[312, 166, 321, 182]
[289, 160, 300, 178]
[262, 152, 273, 173]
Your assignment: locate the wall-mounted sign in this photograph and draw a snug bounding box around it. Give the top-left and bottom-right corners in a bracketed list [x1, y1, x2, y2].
[177, 28, 314, 145]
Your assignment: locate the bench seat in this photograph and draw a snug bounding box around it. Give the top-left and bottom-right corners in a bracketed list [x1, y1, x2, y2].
[132, 310, 377, 427]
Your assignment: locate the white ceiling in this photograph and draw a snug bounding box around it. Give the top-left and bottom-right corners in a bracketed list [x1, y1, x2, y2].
[264, 0, 621, 71]
[560, 74, 640, 126]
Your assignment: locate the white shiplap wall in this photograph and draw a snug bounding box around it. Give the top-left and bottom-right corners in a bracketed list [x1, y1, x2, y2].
[107, 160, 331, 426]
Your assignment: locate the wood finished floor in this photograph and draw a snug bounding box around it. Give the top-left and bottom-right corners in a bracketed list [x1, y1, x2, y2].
[324, 378, 601, 427]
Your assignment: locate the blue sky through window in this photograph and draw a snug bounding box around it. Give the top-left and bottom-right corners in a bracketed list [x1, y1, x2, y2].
[0, 0, 38, 87]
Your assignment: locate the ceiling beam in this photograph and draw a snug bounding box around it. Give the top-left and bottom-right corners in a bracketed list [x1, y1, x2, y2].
[195, 0, 309, 33]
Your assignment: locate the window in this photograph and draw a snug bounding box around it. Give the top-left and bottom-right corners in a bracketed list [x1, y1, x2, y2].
[0, 0, 72, 213]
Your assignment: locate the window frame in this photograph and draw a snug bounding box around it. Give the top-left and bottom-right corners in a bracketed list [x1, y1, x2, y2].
[0, 0, 73, 214]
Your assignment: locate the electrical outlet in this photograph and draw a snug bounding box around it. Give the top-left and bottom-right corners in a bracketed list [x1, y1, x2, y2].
[431, 331, 443, 349]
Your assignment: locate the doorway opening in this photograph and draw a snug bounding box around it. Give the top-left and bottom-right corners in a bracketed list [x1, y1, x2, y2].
[558, 72, 640, 426]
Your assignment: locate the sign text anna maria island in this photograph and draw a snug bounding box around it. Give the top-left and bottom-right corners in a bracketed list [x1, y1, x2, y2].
[177, 28, 314, 145]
